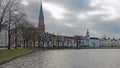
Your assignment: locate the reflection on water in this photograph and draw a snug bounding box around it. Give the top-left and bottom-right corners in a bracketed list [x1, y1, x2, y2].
[1, 49, 120, 68]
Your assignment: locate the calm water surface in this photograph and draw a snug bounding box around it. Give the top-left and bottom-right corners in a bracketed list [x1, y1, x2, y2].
[1, 49, 120, 68]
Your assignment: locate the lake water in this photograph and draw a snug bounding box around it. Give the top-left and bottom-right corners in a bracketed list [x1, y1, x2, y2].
[1, 49, 120, 68]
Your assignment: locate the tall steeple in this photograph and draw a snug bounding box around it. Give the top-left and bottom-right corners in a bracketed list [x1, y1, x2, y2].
[86, 29, 90, 37]
[38, 1, 45, 33]
[39, 2, 44, 18]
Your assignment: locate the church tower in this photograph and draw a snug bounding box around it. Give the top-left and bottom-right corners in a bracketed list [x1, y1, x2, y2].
[38, 2, 45, 33]
[86, 29, 90, 37]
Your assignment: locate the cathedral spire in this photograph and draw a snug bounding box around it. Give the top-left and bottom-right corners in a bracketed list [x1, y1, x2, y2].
[38, 1, 45, 33]
[39, 2, 44, 18]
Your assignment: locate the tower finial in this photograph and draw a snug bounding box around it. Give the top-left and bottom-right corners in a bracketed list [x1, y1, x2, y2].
[38, 0, 45, 33]
[87, 29, 89, 32]
[39, 1, 44, 18]
[86, 29, 90, 37]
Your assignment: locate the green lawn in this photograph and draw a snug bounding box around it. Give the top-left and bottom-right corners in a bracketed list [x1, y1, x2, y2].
[0, 48, 34, 63]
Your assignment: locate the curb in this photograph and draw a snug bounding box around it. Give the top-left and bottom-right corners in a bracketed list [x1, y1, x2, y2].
[0, 50, 35, 65]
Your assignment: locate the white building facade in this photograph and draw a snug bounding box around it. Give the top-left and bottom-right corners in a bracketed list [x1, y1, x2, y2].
[0, 29, 8, 47]
[89, 37, 100, 47]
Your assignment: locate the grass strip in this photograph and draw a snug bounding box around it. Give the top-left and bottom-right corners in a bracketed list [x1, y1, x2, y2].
[0, 48, 34, 64]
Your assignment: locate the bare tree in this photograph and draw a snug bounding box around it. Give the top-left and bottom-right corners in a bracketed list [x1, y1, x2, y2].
[16, 18, 35, 48]
[31, 29, 38, 48]
[0, 0, 25, 49]
[0, 0, 15, 31]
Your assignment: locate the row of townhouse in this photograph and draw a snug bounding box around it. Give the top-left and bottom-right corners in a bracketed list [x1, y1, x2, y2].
[0, 31, 101, 48]
[0, 29, 101, 48]
[74, 36, 100, 47]
[44, 32, 100, 48]
[100, 38, 120, 47]
[44, 33, 75, 48]
[1, 28, 120, 48]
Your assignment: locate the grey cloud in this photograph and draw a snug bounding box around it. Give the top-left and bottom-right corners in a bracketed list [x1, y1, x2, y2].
[24, 0, 120, 38]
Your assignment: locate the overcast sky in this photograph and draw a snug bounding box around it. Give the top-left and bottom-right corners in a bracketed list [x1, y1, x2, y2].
[21, 0, 120, 38]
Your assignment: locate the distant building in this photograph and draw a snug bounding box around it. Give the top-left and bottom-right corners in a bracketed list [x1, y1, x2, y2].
[89, 37, 100, 47]
[57, 35, 65, 47]
[99, 37, 120, 47]
[44, 32, 54, 48]
[74, 36, 84, 48]
[64, 36, 75, 47]
[86, 29, 90, 38]
[84, 29, 90, 46]
[74, 29, 100, 47]
[50, 34, 57, 47]
[0, 29, 8, 47]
